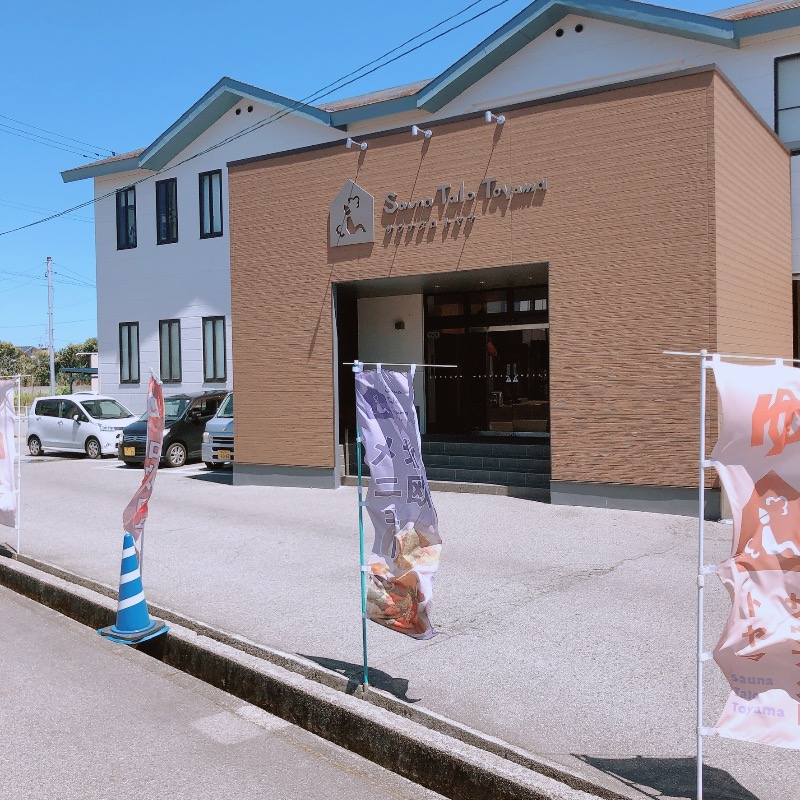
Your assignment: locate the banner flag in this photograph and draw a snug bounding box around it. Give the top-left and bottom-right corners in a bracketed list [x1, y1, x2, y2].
[710, 360, 800, 748]
[355, 369, 442, 639]
[0, 380, 17, 530]
[122, 375, 164, 562]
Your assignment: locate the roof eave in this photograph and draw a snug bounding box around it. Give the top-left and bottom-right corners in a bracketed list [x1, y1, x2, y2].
[60, 156, 145, 184]
[734, 7, 800, 36]
[329, 93, 420, 128]
[416, 0, 737, 113]
[138, 77, 333, 172]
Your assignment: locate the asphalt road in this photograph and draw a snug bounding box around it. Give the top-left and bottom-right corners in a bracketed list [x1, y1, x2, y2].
[7, 451, 796, 800]
[0, 584, 444, 800]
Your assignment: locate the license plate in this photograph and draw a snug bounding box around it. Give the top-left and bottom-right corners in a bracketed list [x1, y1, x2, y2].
[218, 450, 231, 459]
[124, 447, 136, 456]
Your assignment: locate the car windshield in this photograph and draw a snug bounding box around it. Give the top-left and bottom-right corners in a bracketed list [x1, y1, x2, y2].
[138, 397, 190, 423]
[80, 399, 134, 420]
[217, 394, 233, 418]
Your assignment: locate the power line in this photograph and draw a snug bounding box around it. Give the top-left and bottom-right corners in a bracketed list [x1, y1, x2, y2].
[0, 317, 96, 330]
[0, 0, 512, 238]
[0, 198, 94, 223]
[0, 113, 115, 155]
[0, 123, 104, 160]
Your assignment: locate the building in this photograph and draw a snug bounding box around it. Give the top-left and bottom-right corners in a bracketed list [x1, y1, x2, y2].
[64, 0, 800, 513]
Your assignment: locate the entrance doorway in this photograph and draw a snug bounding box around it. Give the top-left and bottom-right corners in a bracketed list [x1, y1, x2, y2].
[425, 286, 549, 434]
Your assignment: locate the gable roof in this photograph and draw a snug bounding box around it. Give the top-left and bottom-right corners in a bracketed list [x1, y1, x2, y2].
[62, 0, 800, 183]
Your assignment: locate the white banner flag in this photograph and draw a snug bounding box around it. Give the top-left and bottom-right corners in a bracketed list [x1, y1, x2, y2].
[0, 380, 17, 530]
[710, 360, 800, 748]
[355, 369, 442, 639]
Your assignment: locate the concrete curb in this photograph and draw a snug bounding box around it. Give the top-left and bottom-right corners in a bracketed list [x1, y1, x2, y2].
[0, 554, 634, 800]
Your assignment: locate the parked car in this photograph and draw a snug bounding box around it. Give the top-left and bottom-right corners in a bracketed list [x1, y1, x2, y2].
[202, 392, 233, 469]
[118, 390, 227, 468]
[27, 394, 138, 459]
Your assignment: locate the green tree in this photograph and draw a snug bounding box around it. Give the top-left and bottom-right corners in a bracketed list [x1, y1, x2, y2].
[0, 341, 23, 376]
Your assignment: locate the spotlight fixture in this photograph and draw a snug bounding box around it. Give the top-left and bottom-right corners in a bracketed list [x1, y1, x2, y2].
[345, 137, 368, 151]
[484, 110, 506, 125]
[411, 125, 432, 139]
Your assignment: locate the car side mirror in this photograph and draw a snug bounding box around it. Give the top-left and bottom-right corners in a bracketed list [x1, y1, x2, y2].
[72, 414, 81, 423]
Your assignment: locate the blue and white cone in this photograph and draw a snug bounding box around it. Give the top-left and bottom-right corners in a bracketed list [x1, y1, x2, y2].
[98, 532, 168, 645]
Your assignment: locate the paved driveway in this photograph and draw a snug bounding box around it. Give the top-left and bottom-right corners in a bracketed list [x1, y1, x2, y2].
[7, 453, 792, 800]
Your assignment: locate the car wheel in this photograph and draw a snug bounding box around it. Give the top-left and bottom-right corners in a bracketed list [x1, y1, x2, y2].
[28, 435, 43, 456]
[165, 442, 187, 468]
[85, 437, 102, 459]
[204, 461, 223, 470]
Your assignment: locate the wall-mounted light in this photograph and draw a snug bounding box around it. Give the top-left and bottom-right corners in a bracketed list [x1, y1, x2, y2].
[484, 110, 506, 125]
[345, 137, 368, 151]
[411, 125, 432, 139]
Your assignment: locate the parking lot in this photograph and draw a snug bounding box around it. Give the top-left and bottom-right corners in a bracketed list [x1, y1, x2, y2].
[6, 448, 793, 800]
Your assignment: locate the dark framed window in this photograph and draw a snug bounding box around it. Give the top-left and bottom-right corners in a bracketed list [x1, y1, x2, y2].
[119, 322, 140, 384]
[199, 170, 223, 238]
[156, 178, 178, 244]
[776, 54, 800, 153]
[116, 187, 137, 249]
[159, 319, 182, 383]
[202, 316, 226, 382]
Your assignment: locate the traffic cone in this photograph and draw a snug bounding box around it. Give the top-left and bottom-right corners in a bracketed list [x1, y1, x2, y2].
[98, 532, 168, 645]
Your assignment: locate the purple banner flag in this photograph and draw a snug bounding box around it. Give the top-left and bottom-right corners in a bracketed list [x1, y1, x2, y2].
[355, 368, 441, 639]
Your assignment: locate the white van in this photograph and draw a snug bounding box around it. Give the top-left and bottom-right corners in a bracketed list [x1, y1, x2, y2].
[27, 394, 138, 459]
[201, 392, 233, 469]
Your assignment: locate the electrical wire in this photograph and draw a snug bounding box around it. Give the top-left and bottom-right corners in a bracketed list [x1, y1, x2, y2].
[0, 113, 115, 156]
[0, 0, 513, 238]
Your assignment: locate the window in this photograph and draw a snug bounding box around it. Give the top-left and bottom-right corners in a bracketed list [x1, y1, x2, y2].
[190, 396, 222, 419]
[36, 399, 59, 417]
[119, 322, 140, 384]
[159, 319, 182, 383]
[156, 178, 178, 244]
[776, 54, 800, 151]
[199, 170, 223, 238]
[202, 316, 226, 381]
[116, 187, 137, 249]
[59, 400, 84, 421]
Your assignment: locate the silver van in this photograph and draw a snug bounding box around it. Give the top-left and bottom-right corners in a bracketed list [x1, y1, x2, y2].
[201, 392, 233, 469]
[28, 394, 138, 459]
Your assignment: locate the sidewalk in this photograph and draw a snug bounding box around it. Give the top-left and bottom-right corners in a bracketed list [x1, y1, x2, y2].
[7, 457, 790, 800]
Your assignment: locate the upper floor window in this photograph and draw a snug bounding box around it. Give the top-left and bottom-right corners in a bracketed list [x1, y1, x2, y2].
[199, 170, 223, 238]
[202, 316, 226, 382]
[776, 54, 800, 152]
[156, 178, 178, 245]
[159, 319, 182, 383]
[119, 322, 140, 384]
[116, 187, 137, 249]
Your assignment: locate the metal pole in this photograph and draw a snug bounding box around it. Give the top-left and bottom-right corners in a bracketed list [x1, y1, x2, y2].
[697, 348, 708, 800]
[15, 375, 21, 555]
[46, 257, 55, 394]
[356, 424, 369, 688]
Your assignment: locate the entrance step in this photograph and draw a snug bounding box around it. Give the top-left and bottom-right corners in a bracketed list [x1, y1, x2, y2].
[345, 434, 551, 498]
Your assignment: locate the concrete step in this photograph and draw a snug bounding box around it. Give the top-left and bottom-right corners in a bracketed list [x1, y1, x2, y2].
[424, 453, 550, 473]
[425, 467, 550, 489]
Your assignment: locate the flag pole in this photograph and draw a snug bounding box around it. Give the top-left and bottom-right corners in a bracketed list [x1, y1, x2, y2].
[697, 348, 709, 800]
[15, 375, 21, 556]
[352, 361, 369, 688]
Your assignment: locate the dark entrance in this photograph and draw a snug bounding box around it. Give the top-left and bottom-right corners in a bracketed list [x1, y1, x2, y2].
[425, 285, 549, 434]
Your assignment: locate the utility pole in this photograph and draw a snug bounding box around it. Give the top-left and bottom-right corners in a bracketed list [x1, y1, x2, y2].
[46, 256, 55, 394]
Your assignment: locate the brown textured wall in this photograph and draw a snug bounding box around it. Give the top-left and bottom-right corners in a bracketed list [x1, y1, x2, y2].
[712, 74, 792, 359]
[228, 68, 789, 489]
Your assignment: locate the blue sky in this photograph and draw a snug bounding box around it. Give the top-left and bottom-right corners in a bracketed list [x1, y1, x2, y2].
[0, 0, 720, 347]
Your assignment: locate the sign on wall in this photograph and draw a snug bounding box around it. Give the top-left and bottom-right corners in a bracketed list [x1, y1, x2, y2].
[330, 180, 375, 247]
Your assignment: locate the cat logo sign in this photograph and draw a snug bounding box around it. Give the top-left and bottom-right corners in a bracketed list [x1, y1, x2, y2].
[330, 180, 374, 247]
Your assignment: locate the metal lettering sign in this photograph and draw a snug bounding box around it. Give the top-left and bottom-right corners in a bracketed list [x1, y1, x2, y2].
[330, 180, 375, 247]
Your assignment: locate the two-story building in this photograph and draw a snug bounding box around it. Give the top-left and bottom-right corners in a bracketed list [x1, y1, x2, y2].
[64, 0, 800, 515]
